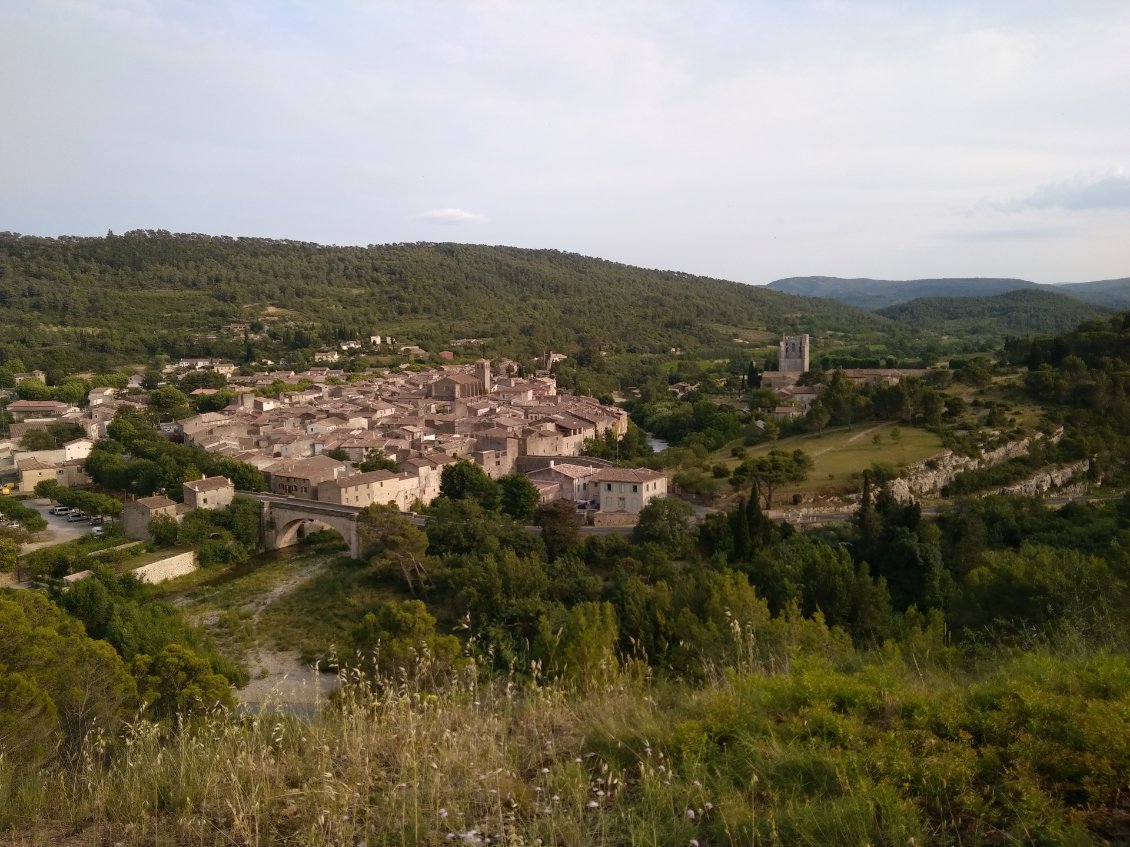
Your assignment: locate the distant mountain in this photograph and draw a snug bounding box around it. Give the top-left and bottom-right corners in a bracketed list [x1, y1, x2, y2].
[876, 289, 1106, 337]
[767, 275, 1130, 311]
[1056, 278, 1130, 310]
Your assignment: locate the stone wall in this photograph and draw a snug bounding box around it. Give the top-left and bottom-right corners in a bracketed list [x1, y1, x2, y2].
[132, 551, 198, 584]
[589, 511, 638, 528]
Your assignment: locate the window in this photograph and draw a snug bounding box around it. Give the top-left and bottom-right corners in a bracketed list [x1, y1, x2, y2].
[618, 498, 626, 510]
[632, 485, 638, 493]
[606, 483, 612, 491]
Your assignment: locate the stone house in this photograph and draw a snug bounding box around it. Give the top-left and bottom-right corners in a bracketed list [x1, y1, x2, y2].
[182, 476, 235, 511]
[591, 467, 668, 515]
[317, 469, 410, 509]
[527, 461, 603, 503]
[122, 495, 179, 541]
[265, 455, 350, 498]
[6, 400, 75, 422]
[17, 457, 91, 492]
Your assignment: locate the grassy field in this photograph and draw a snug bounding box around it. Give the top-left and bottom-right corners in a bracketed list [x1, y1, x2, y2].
[726, 423, 945, 501]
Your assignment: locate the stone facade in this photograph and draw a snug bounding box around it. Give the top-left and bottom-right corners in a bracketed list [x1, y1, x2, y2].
[122, 495, 179, 541]
[592, 467, 667, 514]
[183, 476, 236, 510]
[779, 334, 810, 373]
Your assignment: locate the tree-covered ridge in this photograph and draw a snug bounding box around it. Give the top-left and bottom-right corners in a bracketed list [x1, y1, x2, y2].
[768, 274, 1130, 311]
[0, 230, 894, 371]
[876, 288, 1106, 336]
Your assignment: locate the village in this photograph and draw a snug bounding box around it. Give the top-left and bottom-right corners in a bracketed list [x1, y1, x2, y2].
[1, 347, 689, 540]
[0, 331, 945, 556]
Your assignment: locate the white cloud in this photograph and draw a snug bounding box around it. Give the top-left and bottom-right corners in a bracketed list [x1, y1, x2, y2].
[418, 208, 488, 225]
[998, 170, 1130, 213]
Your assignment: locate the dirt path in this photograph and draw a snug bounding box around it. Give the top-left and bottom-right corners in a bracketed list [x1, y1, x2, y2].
[214, 556, 342, 708]
[844, 422, 889, 445]
[809, 423, 890, 458]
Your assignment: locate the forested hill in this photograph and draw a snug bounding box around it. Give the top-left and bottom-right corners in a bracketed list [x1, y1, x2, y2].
[876, 288, 1106, 337]
[0, 231, 893, 372]
[766, 275, 1039, 309]
[768, 274, 1130, 311]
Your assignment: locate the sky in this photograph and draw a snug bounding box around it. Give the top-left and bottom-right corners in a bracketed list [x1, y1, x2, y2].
[3, 0, 1129, 284]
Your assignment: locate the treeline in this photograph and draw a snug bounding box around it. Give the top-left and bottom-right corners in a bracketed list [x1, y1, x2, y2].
[1009, 313, 1130, 486]
[344, 457, 1130, 685]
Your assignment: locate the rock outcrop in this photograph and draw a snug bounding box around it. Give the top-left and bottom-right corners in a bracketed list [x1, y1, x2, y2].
[888, 428, 1081, 503]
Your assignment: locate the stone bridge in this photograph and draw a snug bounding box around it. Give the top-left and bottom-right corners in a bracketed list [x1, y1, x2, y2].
[243, 493, 380, 558]
[244, 493, 429, 558]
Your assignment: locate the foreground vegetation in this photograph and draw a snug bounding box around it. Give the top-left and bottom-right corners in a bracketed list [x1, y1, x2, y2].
[3, 633, 1130, 846]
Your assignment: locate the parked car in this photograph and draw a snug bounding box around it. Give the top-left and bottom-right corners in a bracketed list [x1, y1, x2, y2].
[49, 504, 72, 516]
[90, 526, 105, 538]
[90, 516, 104, 527]
[67, 510, 88, 522]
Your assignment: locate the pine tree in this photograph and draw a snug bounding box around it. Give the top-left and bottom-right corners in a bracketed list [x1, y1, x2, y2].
[731, 497, 752, 559]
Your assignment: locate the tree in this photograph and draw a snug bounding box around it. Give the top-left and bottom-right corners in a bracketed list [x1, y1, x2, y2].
[349, 600, 463, 681]
[632, 498, 696, 558]
[358, 449, 399, 473]
[358, 503, 434, 594]
[745, 449, 813, 510]
[34, 479, 62, 502]
[148, 386, 191, 421]
[823, 369, 866, 426]
[133, 644, 235, 723]
[439, 459, 500, 511]
[0, 592, 136, 754]
[0, 537, 18, 573]
[14, 378, 52, 401]
[149, 514, 179, 547]
[20, 429, 58, 451]
[535, 601, 619, 686]
[746, 361, 761, 390]
[211, 496, 261, 549]
[535, 500, 581, 561]
[499, 473, 540, 522]
[425, 497, 501, 558]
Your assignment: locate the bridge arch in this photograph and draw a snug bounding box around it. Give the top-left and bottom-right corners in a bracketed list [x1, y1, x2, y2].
[274, 516, 344, 550]
[250, 495, 365, 559]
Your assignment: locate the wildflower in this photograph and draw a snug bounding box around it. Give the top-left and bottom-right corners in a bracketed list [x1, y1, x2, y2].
[551, 795, 560, 802]
[438, 808, 448, 820]
[685, 808, 696, 820]
[540, 767, 550, 774]
[693, 780, 702, 788]
[703, 802, 713, 812]
[690, 841, 700, 847]
[586, 800, 600, 809]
